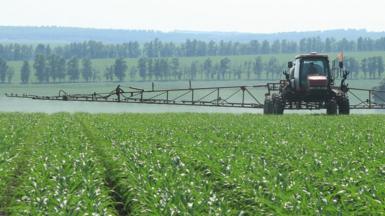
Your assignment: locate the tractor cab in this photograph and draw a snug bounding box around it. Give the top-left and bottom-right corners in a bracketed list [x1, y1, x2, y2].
[288, 53, 331, 93]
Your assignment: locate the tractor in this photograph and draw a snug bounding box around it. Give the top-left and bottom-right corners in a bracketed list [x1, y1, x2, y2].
[263, 53, 350, 115]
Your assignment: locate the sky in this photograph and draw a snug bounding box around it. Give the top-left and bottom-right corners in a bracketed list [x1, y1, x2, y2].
[1, 0, 384, 33]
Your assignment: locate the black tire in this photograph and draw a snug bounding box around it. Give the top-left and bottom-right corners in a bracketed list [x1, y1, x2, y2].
[338, 97, 350, 115]
[264, 97, 273, 114]
[272, 94, 284, 115]
[326, 99, 337, 115]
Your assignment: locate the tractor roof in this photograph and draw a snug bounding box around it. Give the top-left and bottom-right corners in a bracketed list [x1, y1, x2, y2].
[295, 53, 329, 59]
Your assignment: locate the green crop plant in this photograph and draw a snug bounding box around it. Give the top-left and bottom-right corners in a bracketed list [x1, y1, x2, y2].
[0, 113, 384, 215]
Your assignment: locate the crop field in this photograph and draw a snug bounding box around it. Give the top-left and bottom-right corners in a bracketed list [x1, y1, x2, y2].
[0, 113, 384, 215]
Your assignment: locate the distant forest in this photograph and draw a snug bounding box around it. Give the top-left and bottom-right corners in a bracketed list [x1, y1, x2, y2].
[0, 55, 383, 84]
[2, 27, 385, 83]
[1, 37, 385, 61]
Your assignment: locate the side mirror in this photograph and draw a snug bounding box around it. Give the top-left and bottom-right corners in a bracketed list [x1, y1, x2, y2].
[288, 61, 293, 68]
[339, 61, 343, 69]
[283, 70, 289, 80]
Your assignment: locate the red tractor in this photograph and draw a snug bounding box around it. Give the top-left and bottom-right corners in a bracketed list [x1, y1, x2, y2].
[264, 53, 350, 115]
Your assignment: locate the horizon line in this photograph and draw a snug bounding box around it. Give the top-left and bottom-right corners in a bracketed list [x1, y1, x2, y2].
[1, 25, 384, 35]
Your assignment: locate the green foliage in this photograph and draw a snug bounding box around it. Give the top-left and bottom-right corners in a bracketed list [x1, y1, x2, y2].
[254, 56, 263, 79]
[138, 57, 147, 80]
[0, 58, 8, 83]
[0, 114, 116, 215]
[104, 65, 114, 81]
[5, 67, 14, 83]
[20, 61, 30, 84]
[0, 113, 384, 215]
[67, 57, 80, 81]
[3, 52, 385, 83]
[3, 37, 385, 61]
[81, 58, 93, 82]
[113, 58, 128, 82]
[47, 55, 66, 82]
[33, 55, 47, 83]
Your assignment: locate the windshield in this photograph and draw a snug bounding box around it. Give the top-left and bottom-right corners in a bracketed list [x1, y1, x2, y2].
[299, 58, 329, 88]
[300, 59, 329, 76]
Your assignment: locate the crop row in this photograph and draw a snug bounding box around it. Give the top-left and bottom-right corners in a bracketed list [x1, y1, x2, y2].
[1, 113, 384, 215]
[77, 113, 385, 215]
[0, 114, 116, 215]
[0, 114, 43, 210]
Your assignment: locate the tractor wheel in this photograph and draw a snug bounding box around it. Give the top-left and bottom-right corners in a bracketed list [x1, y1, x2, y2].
[272, 94, 284, 115]
[263, 97, 273, 114]
[338, 97, 350, 115]
[326, 99, 337, 115]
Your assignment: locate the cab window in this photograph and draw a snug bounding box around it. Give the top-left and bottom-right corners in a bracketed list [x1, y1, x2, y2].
[301, 59, 328, 76]
[299, 59, 329, 87]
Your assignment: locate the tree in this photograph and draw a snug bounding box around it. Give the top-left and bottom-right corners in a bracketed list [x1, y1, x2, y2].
[367, 57, 377, 79]
[153, 58, 161, 80]
[261, 41, 270, 54]
[207, 40, 217, 55]
[6, 67, 14, 83]
[82, 58, 93, 82]
[159, 59, 169, 80]
[248, 40, 260, 54]
[219, 57, 231, 80]
[57, 57, 66, 82]
[244, 61, 252, 80]
[190, 61, 198, 80]
[47, 55, 61, 82]
[377, 56, 384, 78]
[254, 57, 263, 79]
[129, 41, 141, 58]
[138, 58, 147, 81]
[0, 58, 8, 83]
[233, 64, 242, 79]
[33, 54, 47, 83]
[345, 57, 359, 79]
[271, 40, 281, 53]
[20, 61, 31, 84]
[67, 57, 80, 82]
[265, 57, 280, 79]
[203, 58, 213, 80]
[114, 58, 128, 81]
[361, 58, 368, 79]
[35, 44, 47, 56]
[170, 58, 180, 80]
[104, 66, 114, 81]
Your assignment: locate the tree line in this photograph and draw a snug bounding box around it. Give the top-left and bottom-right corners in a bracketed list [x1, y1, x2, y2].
[345, 57, 384, 79]
[15, 55, 130, 84]
[2, 37, 385, 60]
[0, 55, 384, 84]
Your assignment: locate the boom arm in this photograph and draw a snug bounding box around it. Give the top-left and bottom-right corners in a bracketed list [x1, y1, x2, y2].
[5, 83, 385, 110]
[5, 84, 268, 109]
